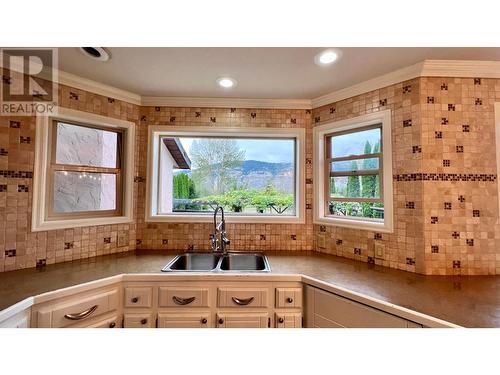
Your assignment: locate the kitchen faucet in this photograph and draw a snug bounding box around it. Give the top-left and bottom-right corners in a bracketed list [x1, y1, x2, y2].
[211, 206, 230, 254]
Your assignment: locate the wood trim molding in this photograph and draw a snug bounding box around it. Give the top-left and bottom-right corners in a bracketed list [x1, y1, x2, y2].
[141, 96, 312, 109]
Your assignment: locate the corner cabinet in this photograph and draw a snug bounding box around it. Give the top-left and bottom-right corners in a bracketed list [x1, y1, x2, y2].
[304, 285, 423, 328]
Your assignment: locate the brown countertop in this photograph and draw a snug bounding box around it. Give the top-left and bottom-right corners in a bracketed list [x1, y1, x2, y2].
[0, 250, 499, 327]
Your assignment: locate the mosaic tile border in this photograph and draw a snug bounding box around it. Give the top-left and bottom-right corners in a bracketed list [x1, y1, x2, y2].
[394, 173, 497, 182]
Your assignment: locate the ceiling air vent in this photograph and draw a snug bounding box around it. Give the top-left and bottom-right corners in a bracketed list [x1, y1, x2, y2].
[79, 47, 111, 62]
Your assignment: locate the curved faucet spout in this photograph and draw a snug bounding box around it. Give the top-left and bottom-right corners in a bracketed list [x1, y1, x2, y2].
[212, 206, 229, 254]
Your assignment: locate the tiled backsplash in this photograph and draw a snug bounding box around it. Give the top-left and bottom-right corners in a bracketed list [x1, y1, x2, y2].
[0, 69, 499, 275]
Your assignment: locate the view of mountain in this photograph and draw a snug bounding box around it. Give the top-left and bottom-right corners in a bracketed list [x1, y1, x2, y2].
[175, 160, 294, 192]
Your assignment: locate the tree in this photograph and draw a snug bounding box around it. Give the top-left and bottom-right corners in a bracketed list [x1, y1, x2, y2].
[173, 173, 196, 199]
[346, 161, 360, 198]
[190, 139, 245, 195]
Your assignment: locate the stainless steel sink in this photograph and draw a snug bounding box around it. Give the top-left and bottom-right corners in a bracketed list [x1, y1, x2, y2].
[162, 253, 270, 272]
[219, 253, 270, 272]
[162, 253, 221, 272]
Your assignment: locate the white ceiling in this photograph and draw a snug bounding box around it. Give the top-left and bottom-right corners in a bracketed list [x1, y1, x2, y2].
[57, 48, 500, 99]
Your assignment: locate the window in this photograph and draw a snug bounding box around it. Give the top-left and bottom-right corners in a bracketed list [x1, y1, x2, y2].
[32, 108, 135, 231]
[314, 110, 393, 232]
[147, 127, 305, 223]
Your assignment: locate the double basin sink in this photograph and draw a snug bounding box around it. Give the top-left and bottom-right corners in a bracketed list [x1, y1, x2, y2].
[162, 252, 271, 272]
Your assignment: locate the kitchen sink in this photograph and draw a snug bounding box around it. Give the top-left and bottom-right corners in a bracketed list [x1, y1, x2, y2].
[162, 253, 221, 272]
[219, 253, 270, 272]
[162, 253, 270, 272]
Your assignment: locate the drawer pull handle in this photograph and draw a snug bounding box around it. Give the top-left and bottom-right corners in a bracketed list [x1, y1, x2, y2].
[201, 318, 208, 324]
[132, 297, 139, 303]
[278, 317, 284, 324]
[218, 318, 224, 325]
[287, 297, 293, 303]
[232, 296, 254, 306]
[64, 305, 98, 320]
[172, 296, 196, 305]
[141, 319, 148, 325]
[109, 322, 116, 328]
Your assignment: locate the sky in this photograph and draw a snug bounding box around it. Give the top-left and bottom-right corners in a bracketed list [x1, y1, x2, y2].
[178, 137, 295, 163]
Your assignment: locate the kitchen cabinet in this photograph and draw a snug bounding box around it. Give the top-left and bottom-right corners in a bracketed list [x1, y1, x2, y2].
[216, 312, 269, 328]
[275, 312, 302, 328]
[158, 313, 211, 328]
[123, 313, 155, 328]
[304, 285, 423, 328]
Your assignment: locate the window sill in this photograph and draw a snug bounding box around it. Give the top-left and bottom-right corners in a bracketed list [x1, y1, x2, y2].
[31, 216, 134, 232]
[314, 216, 393, 233]
[146, 214, 305, 224]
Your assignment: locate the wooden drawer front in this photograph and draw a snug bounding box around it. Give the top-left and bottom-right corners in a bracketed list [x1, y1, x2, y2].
[37, 289, 118, 328]
[159, 287, 209, 308]
[314, 288, 407, 328]
[217, 313, 269, 328]
[123, 313, 155, 328]
[218, 288, 268, 308]
[158, 313, 211, 328]
[276, 288, 302, 308]
[124, 287, 153, 308]
[85, 315, 120, 328]
[275, 313, 302, 328]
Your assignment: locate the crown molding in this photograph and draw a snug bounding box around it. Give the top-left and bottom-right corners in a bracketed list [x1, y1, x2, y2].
[58, 70, 142, 105]
[420, 59, 500, 78]
[141, 96, 311, 109]
[311, 61, 424, 109]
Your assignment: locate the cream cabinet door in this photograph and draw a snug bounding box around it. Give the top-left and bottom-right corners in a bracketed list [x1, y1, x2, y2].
[275, 313, 302, 328]
[158, 313, 211, 328]
[84, 315, 120, 328]
[216, 313, 269, 328]
[123, 313, 155, 328]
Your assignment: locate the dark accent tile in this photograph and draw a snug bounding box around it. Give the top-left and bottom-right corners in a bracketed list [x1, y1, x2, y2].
[195, 111, 201, 117]
[305, 158, 312, 164]
[367, 256, 375, 264]
[134, 176, 146, 183]
[306, 203, 312, 209]
[462, 124, 470, 132]
[187, 244, 195, 251]
[250, 113, 256, 119]
[306, 178, 313, 184]
[440, 83, 448, 90]
[107, 98, 115, 103]
[403, 119, 412, 127]
[162, 239, 168, 245]
[406, 258, 415, 266]
[452, 231, 460, 239]
[0, 148, 8, 156]
[0, 170, 33, 179]
[36, 259, 46, 268]
[9, 121, 20, 128]
[5, 249, 16, 257]
[2, 75, 12, 85]
[430, 216, 438, 224]
[456, 145, 464, 153]
[17, 185, 29, 192]
[435, 131, 443, 139]
[319, 225, 327, 233]
[136, 239, 142, 245]
[458, 195, 465, 203]
[441, 117, 449, 125]
[466, 239, 474, 246]
[329, 107, 336, 114]
[444, 202, 452, 210]
[405, 201, 415, 209]
[379, 99, 387, 106]
[210, 117, 216, 122]
[354, 248, 362, 255]
[453, 260, 461, 269]
[431, 245, 439, 253]
[402, 85, 412, 93]
[473, 210, 480, 217]
[474, 78, 481, 85]
[104, 237, 111, 244]
[305, 109, 311, 114]
[427, 96, 435, 103]
[336, 239, 343, 245]
[290, 118, 296, 124]
[155, 106, 160, 111]
[412, 145, 422, 153]
[475, 98, 482, 105]
[169, 116, 176, 122]
[140, 115, 146, 121]
[230, 108, 236, 113]
[64, 242, 73, 250]
[69, 92, 79, 100]
[314, 116, 320, 123]
[0, 185, 7, 192]
[260, 234, 266, 240]
[443, 160, 451, 167]
[374, 233, 382, 240]
[20, 136, 31, 144]
[448, 104, 456, 111]
[290, 234, 297, 240]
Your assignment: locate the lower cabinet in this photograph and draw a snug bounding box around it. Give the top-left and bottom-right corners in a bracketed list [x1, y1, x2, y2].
[305, 285, 423, 328]
[216, 312, 269, 328]
[84, 314, 120, 328]
[275, 312, 302, 328]
[123, 313, 155, 328]
[158, 313, 211, 328]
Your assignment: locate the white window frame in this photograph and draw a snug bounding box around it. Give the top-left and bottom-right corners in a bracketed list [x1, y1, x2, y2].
[313, 109, 393, 232]
[146, 126, 306, 224]
[32, 107, 135, 232]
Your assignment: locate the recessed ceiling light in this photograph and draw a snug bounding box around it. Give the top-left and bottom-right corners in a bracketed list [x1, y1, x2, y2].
[315, 49, 341, 66]
[79, 47, 111, 62]
[217, 77, 237, 88]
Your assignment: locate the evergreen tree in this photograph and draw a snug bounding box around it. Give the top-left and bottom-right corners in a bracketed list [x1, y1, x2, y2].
[346, 161, 360, 198]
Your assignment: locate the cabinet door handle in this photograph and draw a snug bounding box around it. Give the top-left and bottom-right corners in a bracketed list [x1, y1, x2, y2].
[141, 319, 148, 325]
[109, 322, 116, 328]
[278, 317, 284, 324]
[132, 297, 139, 303]
[64, 305, 98, 320]
[232, 296, 254, 306]
[201, 318, 208, 324]
[218, 318, 224, 325]
[172, 296, 196, 305]
[286, 297, 293, 303]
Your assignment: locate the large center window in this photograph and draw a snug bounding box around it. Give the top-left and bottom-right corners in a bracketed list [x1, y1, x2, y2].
[147, 127, 305, 223]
